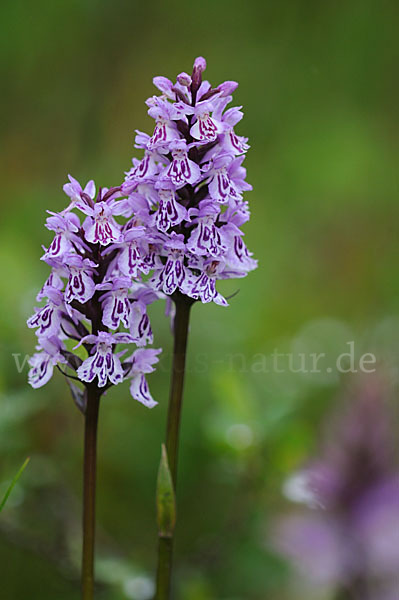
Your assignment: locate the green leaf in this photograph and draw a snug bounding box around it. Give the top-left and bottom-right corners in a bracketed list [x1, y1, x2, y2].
[0, 457, 30, 513]
[156, 444, 176, 538]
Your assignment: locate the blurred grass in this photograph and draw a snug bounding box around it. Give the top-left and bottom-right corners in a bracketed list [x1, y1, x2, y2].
[0, 0, 398, 598]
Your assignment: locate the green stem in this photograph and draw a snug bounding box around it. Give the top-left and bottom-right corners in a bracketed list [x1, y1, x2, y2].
[155, 293, 193, 600]
[82, 386, 101, 600]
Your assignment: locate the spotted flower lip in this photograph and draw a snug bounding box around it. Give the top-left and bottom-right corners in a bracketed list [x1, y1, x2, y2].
[28, 336, 67, 389]
[75, 332, 134, 388]
[96, 277, 133, 330]
[41, 211, 84, 260]
[81, 202, 122, 246]
[188, 100, 226, 143]
[163, 139, 201, 188]
[124, 347, 162, 408]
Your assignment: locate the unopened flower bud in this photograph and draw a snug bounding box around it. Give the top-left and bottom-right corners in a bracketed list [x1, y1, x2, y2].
[177, 72, 192, 87]
[191, 56, 207, 97]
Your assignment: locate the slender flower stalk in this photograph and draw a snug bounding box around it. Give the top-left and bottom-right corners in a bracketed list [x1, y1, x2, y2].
[155, 293, 193, 599]
[82, 386, 101, 600]
[164, 294, 193, 484]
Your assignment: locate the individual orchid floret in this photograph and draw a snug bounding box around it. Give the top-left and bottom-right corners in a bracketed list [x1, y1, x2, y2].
[217, 105, 250, 155]
[153, 181, 187, 233]
[163, 140, 201, 187]
[97, 277, 133, 329]
[151, 233, 187, 295]
[186, 201, 225, 257]
[64, 254, 97, 304]
[28, 337, 67, 389]
[129, 285, 159, 347]
[188, 100, 226, 143]
[147, 100, 180, 150]
[182, 259, 228, 306]
[125, 147, 161, 185]
[27, 288, 65, 338]
[76, 331, 136, 388]
[63, 175, 96, 213]
[221, 223, 258, 273]
[117, 226, 149, 278]
[81, 201, 122, 246]
[206, 153, 240, 204]
[42, 211, 82, 261]
[125, 347, 162, 408]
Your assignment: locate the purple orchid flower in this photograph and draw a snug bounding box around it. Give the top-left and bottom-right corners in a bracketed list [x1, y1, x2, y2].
[146, 98, 181, 150]
[188, 99, 226, 143]
[28, 336, 67, 389]
[27, 288, 65, 338]
[28, 173, 162, 407]
[64, 254, 97, 304]
[41, 211, 82, 260]
[150, 233, 187, 295]
[81, 201, 122, 246]
[182, 259, 228, 305]
[97, 276, 133, 330]
[116, 226, 149, 278]
[273, 374, 399, 600]
[76, 331, 136, 388]
[163, 139, 201, 187]
[153, 181, 187, 233]
[63, 174, 96, 213]
[186, 200, 225, 257]
[206, 153, 241, 204]
[129, 284, 161, 347]
[125, 347, 162, 408]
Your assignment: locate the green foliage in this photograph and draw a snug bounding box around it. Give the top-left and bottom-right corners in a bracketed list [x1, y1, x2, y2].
[0, 457, 30, 512]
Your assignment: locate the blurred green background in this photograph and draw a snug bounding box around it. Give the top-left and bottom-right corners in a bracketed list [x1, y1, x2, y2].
[0, 1, 398, 599]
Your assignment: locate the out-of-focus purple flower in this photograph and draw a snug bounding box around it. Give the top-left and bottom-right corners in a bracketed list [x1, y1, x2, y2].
[272, 374, 399, 599]
[354, 477, 399, 577]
